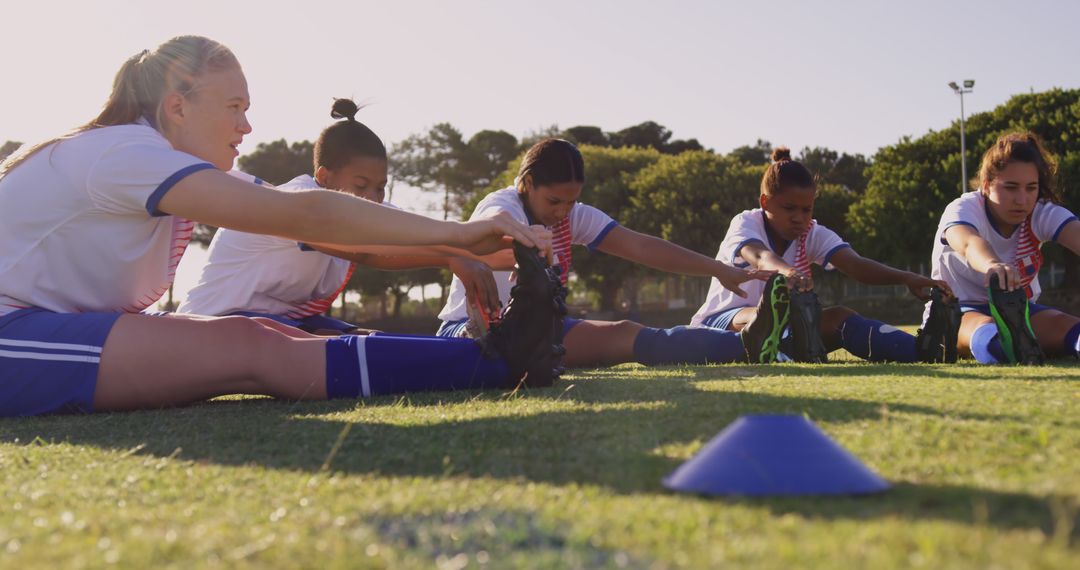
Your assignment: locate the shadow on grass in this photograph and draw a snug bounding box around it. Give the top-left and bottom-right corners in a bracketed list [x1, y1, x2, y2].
[2, 377, 1074, 541]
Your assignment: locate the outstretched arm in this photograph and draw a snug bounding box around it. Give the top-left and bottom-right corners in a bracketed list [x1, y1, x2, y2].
[307, 245, 505, 314]
[738, 240, 811, 291]
[1053, 219, 1080, 257]
[158, 169, 551, 257]
[828, 247, 951, 301]
[943, 224, 1019, 291]
[595, 226, 770, 297]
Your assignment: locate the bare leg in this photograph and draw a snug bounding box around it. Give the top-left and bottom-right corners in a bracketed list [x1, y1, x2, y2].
[1030, 308, 1080, 356]
[563, 319, 646, 368]
[93, 314, 327, 412]
[728, 308, 758, 332]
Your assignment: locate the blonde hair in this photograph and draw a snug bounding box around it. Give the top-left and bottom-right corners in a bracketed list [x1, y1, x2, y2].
[0, 36, 239, 176]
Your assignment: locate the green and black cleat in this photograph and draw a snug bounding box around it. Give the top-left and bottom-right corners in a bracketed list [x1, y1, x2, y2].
[478, 242, 567, 387]
[741, 273, 791, 363]
[788, 288, 829, 363]
[987, 274, 1044, 365]
[915, 287, 961, 363]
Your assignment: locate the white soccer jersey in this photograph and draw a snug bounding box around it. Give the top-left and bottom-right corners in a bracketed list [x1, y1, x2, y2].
[932, 190, 1076, 303]
[179, 174, 401, 318]
[690, 209, 849, 326]
[438, 187, 618, 323]
[0, 121, 213, 317]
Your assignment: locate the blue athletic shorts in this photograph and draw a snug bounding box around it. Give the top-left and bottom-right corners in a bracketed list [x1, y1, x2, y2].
[229, 311, 360, 334]
[0, 308, 122, 417]
[436, 317, 583, 338]
[960, 302, 1051, 317]
[697, 306, 749, 331]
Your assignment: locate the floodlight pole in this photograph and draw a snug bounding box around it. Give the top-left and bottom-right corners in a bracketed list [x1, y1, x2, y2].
[948, 80, 975, 192]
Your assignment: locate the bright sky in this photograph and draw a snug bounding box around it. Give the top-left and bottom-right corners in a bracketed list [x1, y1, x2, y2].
[4, 0, 1078, 303]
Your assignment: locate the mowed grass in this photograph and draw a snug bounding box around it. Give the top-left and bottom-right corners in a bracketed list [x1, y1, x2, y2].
[2, 360, 1079, 569]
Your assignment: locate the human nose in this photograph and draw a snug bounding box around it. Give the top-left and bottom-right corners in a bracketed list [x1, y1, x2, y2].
[238, 112, 253, 134]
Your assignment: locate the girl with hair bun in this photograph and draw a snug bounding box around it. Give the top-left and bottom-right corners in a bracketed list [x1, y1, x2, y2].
[932, 131, 1080, 364]
[0, 37, 562, 417]
[437, 137, 789, 368]
[179, 97, 503, 334]
[690, 147, 958, 363]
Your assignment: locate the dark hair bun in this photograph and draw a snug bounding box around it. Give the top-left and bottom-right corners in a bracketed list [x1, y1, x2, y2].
[771, 147, 792, 162]
[330, 98, 359, 122]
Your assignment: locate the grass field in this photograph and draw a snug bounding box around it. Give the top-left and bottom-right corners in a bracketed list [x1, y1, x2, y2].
[2, 359, 1079, 569]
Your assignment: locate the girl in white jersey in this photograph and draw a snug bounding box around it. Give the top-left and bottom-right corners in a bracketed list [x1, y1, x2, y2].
[178, 98, 501, 333]
[933, 132, 1080, 364]
[437, 138, 792, 368]
[0, 36, 561, 417]
[690, 147, 957, 363]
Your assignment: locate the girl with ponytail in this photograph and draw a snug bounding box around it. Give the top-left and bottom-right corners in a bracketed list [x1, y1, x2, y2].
[690, 147, 957, 363]
[178, 97, 502, 333]
[0, 37, 562, 417]
[436, 138, 792, 368]
[932, 132, 1080, 364]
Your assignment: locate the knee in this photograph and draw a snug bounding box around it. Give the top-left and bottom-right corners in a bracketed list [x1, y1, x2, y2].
[208, 316, 292, 356]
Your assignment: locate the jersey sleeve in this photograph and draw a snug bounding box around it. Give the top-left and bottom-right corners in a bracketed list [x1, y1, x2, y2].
[723, 212, 767, 266]
[86, 138, 214, 217]
[470, 190, 530, 225]
[937, 194, 981, 244]
[569, 203, 618, 251]
[1032, 200, 1078, 243]
[806, 223, 850, 267]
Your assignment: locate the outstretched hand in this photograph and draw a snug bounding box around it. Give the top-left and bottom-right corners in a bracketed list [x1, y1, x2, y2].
[905, 274, 954, 302]
[782, 268, 813, 293]
[457, 212, 553, 259]
[718, 265, 776, 298]
[448, 257, 501, 316]
[984, 261, 1021, 292]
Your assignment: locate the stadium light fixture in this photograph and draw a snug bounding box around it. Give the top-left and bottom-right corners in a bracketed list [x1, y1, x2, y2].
[948, 80, 975, 193]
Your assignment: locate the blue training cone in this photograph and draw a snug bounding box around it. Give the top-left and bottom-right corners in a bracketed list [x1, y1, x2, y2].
[663, 414, 890, 497]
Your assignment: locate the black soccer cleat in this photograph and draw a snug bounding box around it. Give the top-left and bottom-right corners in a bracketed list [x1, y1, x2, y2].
[987, 274, 1044, 365]
[788, 288, 829, 363]
[477, 242, 567, 387]
[741, 273, 790, 363]
[915, 287, 961, 363]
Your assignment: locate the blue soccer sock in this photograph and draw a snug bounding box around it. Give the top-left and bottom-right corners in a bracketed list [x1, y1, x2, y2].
[969, 323, 1008, 364]
[324, 335, 509, 398]
[632, 326, 746, 365]
[1063, 322, 1080, 358]
[838, 314, 919, 362]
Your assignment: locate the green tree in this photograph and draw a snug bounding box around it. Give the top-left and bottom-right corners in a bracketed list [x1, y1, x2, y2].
[625, 151, 762, 256]
[237, 139, 314, 185]
[798, 146, 870, 192]
[728, 139, 773, 165]
[609, 121, 703, 154]
[347, 265, 444, 319]
[848, 88, 1080, 275]
[560, 125, 609, 147]
[392, 124, 519, 220]
[565, 146, 665, 310]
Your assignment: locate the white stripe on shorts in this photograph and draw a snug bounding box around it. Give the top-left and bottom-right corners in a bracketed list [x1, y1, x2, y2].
[356, 336, 371, 398]
[0, 349, 100, 363]
[0, 338, 103, 354]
